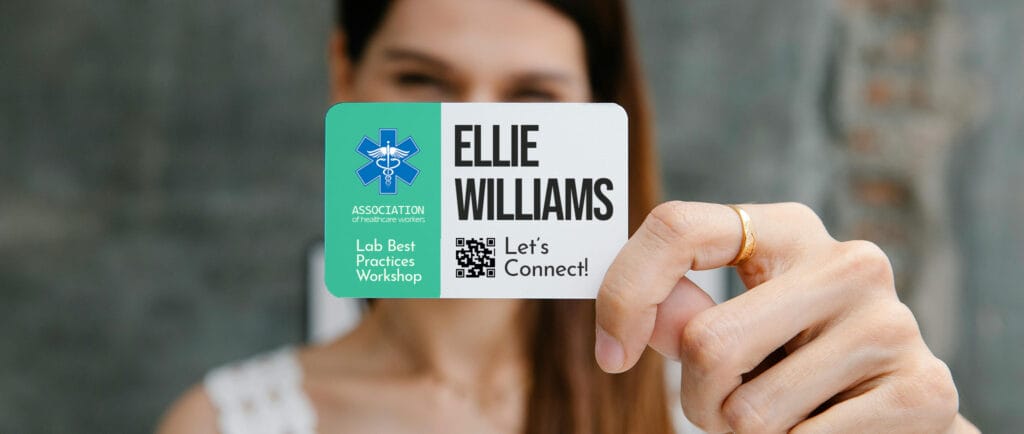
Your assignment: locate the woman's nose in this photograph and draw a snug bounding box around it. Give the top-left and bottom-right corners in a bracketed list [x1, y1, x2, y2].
[458, 85, 502, 103]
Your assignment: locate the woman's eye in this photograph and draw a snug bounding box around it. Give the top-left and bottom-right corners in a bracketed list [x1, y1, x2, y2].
[395, 72, 446, 89]
[510, 88, 559, 102]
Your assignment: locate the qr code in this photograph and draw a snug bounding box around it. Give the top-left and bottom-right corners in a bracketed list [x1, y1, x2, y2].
[455, 237, 496, 278]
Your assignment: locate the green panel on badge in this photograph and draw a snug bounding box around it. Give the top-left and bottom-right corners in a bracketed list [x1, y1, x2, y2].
[325, 103, 441, 298]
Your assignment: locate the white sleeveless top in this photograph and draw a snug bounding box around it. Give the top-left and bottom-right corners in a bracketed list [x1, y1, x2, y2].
[204, 348, 316, 434]
[204, 346, 709, 434]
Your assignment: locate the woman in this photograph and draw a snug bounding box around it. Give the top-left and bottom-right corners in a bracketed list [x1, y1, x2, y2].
[158, 0, 979, 432]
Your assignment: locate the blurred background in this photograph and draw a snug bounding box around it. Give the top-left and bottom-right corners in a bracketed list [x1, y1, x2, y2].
[1, 0, 1021, 432]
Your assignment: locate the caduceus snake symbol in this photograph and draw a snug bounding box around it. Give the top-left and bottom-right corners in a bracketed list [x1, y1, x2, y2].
[368, 139, 409, 185]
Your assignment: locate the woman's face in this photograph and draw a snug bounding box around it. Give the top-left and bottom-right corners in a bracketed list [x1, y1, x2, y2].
[331, 0, 591, 103]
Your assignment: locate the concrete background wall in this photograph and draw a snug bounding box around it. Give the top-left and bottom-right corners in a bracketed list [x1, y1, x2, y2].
[1, 0, 1021, 432]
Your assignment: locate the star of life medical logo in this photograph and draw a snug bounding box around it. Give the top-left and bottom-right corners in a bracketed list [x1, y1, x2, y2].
[355, 128, 420, 195]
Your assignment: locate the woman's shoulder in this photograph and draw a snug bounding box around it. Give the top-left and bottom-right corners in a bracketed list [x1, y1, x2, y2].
[156, 347, 316, 434]
[156, 383, 219, 434]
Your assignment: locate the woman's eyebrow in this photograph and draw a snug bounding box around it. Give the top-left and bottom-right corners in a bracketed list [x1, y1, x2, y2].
[382, 47, 452, 71]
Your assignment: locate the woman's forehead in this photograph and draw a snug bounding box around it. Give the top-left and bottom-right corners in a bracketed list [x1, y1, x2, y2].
[367, 0, 587, 77]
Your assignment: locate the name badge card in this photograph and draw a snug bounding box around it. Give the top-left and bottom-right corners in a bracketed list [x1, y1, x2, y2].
[325, 103, 627, 298]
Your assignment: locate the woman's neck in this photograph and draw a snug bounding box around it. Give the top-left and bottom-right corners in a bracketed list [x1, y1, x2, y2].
[365, 299, 532, 388]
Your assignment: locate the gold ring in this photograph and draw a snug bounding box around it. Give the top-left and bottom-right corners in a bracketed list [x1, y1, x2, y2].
[728, 205, 756, 266]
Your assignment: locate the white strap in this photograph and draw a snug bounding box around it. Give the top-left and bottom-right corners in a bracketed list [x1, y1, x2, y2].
[204, 348, 316, 434]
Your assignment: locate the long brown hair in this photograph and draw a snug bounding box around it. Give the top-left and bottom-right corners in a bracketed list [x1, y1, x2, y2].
[336, 1, 667, 432]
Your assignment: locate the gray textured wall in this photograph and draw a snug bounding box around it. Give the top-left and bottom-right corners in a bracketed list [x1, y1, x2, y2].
[1, 1, 330, 432]
[1, 1, 1021, 432]
[947, 0, 1024, 425]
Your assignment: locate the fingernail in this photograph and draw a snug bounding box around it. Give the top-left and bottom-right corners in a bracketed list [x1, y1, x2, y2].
[595, 325, 625, 372]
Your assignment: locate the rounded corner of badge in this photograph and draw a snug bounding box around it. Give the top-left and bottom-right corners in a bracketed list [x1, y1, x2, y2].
[325, 102, 354, 121]
[602, 103, 628, 121]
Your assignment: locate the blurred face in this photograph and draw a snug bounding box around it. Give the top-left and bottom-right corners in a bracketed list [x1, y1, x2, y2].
[331, 0, 591, 103]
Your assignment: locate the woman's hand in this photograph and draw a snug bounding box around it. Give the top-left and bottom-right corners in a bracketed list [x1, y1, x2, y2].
[595, 201, 976, 433]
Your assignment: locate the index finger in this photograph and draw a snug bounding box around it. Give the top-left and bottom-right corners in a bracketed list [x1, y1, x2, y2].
[594, 201, 825, 373]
